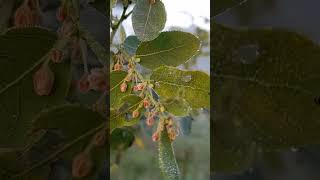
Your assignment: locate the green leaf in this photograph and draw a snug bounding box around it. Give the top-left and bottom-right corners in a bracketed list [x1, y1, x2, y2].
[151, 66, 210, 109]
[110, 128, 135, 150]
[32, 105, 104, 140]
[163, 98, 190, 116]
[132, 0, 166, 41]
[136, 31, 200, 69]
[110, 71, 130, 107]
[159, 128, 180, 180]
[110, 95, 143, 132]
[213, 0, 243, 16]
[0, 27, 71, 147]
[212, 23, 320, 172]
[123, 35, 141, 56]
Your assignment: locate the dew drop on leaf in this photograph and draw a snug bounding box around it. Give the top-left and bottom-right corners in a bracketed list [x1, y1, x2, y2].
[181, 75, 192, 82]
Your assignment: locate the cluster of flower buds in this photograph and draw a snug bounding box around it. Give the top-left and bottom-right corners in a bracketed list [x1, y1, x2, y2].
[14, 0, 42, 27]
[152, 117, 178, 142]
[33, 63, 55, 96]
[78, 68, 107, 93]
[72, 152, 92, 178]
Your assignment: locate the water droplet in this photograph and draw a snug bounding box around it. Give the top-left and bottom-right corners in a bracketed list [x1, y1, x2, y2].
[181, 75, 192, 82]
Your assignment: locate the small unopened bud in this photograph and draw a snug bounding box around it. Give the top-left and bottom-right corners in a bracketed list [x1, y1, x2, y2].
[33, 64, 55, 96]
[88, 68, 107, 91]
[93, 130, 106, 147]
[146, 117, 154, 127]
[143, 99, 150, 109]
[78, 73, 89, 93]
[152, 132, 159, 142]
[133, 83, 144, 91]
[71, 38, 87, 64]
[113, 63, 122, 71]
[14, 0, 41, 27]
[72, 152, 92, 178]
[56, 6, 67, 22]
[132, 109, 140, 118]
[50, 49, 64, 63]
[120, 82, 127, 92]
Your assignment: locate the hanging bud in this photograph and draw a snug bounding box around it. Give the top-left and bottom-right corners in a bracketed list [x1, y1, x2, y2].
[33, 64, 55, 96]
[93, 130, 106, 147]
[146, 116, 154, 127]
[56, 6, 67, 22]
[78, 73, 90, 93]
[113, 63, 122, 71]
[87, 68, 107, 91]
[14, 0, 42, 27]
[120, 82, 127, 92]
[152, 132, 159, 142]
[143, 99, 150, 109]
[58, 19, 74, 38]
[72, 152, 92, 178]
[132, 109, 140, 118]
[50, 48, 64, 63]
[71, 38, 88, 64]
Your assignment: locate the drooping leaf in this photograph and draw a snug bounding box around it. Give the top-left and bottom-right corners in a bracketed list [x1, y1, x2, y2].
[159, 128, 180, 180]
[212, 23, 320, 172]
[0, 27, 71, 147]
[132, 0, 166, 41]
[136, 31, 200, 69]
[123, 35, 141, 56]
[151, 66, 210, 109]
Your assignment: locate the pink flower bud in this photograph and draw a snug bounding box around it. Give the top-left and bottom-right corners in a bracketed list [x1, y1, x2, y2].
[113, 63, 122, 71]
[14, 0, 41, 27]
[133, 83, 144, 91]
[50, 49, 64, 63]
[56, 6, 67, 22]
[143, 99, 150, 109]
[146, 117, 154, 127]
[72, 152, 92, 178]
[33, 64, 55, 96]
[87, 68, 107, 91]
[132, 109, 140, 118]
[152, 132, 159, 142]
[120, 82, 127, 92]
[78, 73, 90, 93]
[93, 130, 106, 147]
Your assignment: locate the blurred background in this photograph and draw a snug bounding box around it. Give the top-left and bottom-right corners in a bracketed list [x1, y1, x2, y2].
[110, 0, 210, 180]
[214, 0, 320, 180]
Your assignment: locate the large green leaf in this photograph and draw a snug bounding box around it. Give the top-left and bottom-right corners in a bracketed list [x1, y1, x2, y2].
[212, 23, 320, 172]
[151, 66, 210, 109]
[0, 27, 70, 147]
[136, 31, 200, 70]
[132, 0, 166, 41]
